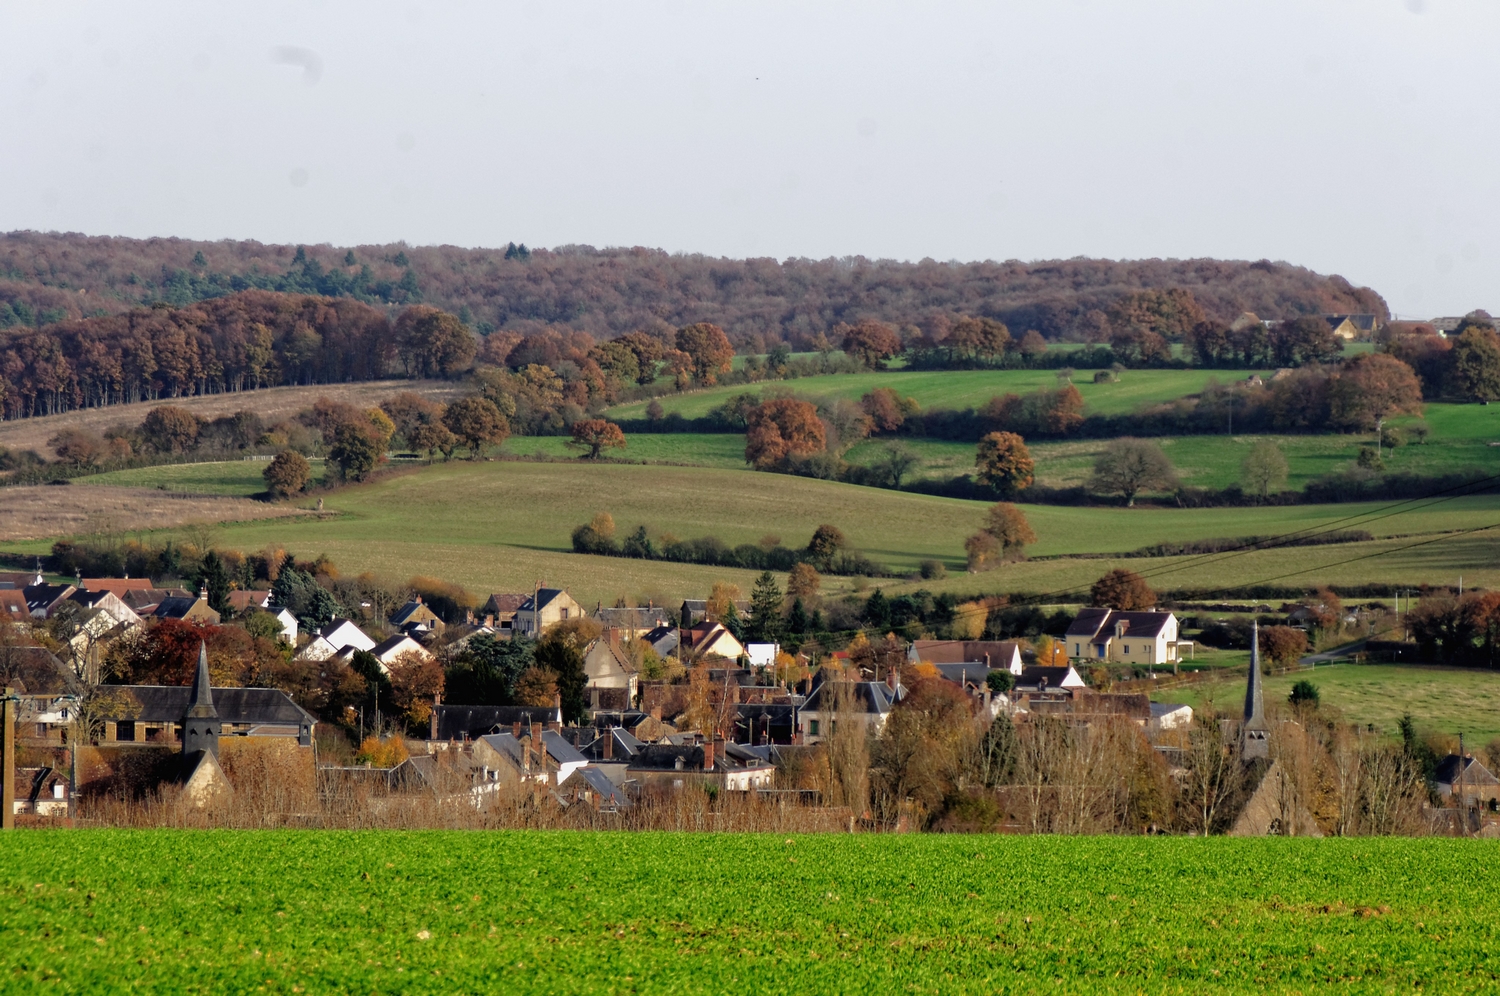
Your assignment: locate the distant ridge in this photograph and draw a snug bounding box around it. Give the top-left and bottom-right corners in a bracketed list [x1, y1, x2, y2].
[0, 230, 1386, 349]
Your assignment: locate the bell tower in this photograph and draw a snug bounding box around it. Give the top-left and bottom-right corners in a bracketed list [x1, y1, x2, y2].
[1241, 621, 1269, 760]
[182, 642, 220, 757]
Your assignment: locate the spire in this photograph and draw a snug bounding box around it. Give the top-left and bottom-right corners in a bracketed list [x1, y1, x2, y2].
[1242, 621, 1269, 759]
[183, 641, 221, 758]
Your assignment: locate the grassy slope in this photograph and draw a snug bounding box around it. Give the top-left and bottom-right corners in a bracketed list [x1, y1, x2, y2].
[607, 368, 1260, 420]
[63, 460, 1500, 605]
[4, 831, 1495, 994]
[1157, 663, 1500, 744]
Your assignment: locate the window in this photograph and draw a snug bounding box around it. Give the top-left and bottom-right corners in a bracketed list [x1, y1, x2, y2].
[115, 721, 135, 742]
[1123, 645, 1130, 654]
[561, 608, 569, 620]
[1074, 644, 1081, 656]
[808, 719, 820, 736]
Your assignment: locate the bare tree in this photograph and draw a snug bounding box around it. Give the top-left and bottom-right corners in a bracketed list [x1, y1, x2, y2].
[1181, 716, 1240, 834]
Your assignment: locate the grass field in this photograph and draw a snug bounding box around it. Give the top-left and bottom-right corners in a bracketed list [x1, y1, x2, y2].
[4, 831, 1497, 994]
[1157, 663, 1500, 744]
[606, 368, 1261, 421]
[33, 460, 1500, 606]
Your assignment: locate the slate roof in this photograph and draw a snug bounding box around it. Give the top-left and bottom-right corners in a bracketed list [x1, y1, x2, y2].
[629, 744, 711, 771]
[541, 729, 587, 766]
[430, 704, 562, 741]
[1065, 608, 1173, 641]
[517, 588, 569, 613]
[932, 663, 1005, 687]
[594, 606, 672, 630]
[1435, 754, 1500, 787]
[23, 583, 75, 615]
[107, 685, 316, 727]
[567, 766, 628, 806]
[1016, 666, 1083, 691]
[801, 680, 903, 715]
[152, 596, 208, 620]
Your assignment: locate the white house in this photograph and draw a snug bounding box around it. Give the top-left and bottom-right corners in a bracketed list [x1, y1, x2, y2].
[320, 619, 376, 654]
[746, 643, 779, 669]
[796, 679, 904, 744]
[1065, 608, 1186, 667]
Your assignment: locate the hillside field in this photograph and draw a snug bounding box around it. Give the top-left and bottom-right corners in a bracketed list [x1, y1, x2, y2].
[1157, 663, 1500, 745]
[2, 831, 1495, 994]
[605, 367, 1262, 420]
[32, 460, 1500, 606]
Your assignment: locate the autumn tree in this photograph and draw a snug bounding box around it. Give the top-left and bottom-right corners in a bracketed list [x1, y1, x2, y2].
[534, 619, 596, 722]
[705, 581, 742, 620]
[1090, 568, 1156, 610]
[513, 666, 560, 707]
[1259, 626, 1309, 668]
[140, 405, 202, 453]
[787, 563, 820, 599]
[394, 305, 477, 378]
[263, 449, 312, 498]
[1240, 440, 1288, 501]
[1089, 438, 1177, 506]
[947, 316, 1011, 366]
[860, 387, 919, 433]
[1106, 287, 1205, 340]
[1328, 353, 1424, 430]
[409, 421, 456, 461]
[839, 319, 903, 369]
[48, 428, 109, 467]
[442, 395, 509, 458]
[386, 650, 446, 731]
[379, 391, 444, 446]
[982, 502, 1037, 557]
[327, 422, 382, 482]
[568, 418, 626, 459]
[744, 398, 826, 470]
[674, 323, 735, 386]
[974, 431, 1035, 497]
[1450, 324, 1500, 402]
[804, 524, 846, 572]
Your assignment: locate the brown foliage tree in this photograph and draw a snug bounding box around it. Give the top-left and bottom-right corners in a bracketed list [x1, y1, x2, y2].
[513, 666, 561, 707]
[839, 319, 903, 369]
[974, 431, 1034, 496]
[674, 323, 735, 386]
[568, 418, 626, 459]
[140, 405, 203, 453]
[1450, 324, 1500, 402]
[394, 305, 477, 378]
[1258, 625, 1309, 667]
[263, 450, 312, 498]
[1090, 568, 1156, 610]
[860, 387, 918, 433]
[744, 398, 826, 470]
[982, 502, 1037, 557]
[1328, 353, 1424, 430]
[442, 395, 510, 458]
[787, 563, 821, 599]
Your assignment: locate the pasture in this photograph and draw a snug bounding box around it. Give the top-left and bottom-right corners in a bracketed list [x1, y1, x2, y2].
[30, 459, 1500, 606]
[1157, 663, 1500, 745]
[605, 367, 1261, 420]
[3, 831, 1496, 994]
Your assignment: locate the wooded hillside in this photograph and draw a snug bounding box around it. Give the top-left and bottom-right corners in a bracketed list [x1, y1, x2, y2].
[0, 231, 1387, 350]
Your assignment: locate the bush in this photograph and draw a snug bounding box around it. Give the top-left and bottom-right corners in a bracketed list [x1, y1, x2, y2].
[919, 559, 947, 580]
[1289, 679, 1320, 708]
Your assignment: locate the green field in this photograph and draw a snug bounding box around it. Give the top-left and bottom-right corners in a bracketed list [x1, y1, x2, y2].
[1158, 663, 1500, 745]
[607, 368, 1261, 421]
[48, 459, 1500, 606]
[76, 459, 329, 495]
[4, 831, 1497, 994]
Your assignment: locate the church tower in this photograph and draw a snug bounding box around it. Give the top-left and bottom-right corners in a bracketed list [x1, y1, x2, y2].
[182, 642, 220, 757]
[1241, 621, 1269, 760]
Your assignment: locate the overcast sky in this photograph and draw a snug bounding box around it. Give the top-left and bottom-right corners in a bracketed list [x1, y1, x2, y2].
[2, 1, 1493, 317]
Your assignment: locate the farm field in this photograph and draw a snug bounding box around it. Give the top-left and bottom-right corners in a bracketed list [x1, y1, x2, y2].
[1157, 663, 1500, 744]
[606, 367, 1261, 421]
[77, 458, 329, 496]
[0, 484, 309, 543]
[0, 379, 465, 459]
[27, 460, 1500, 606]
[4, 831, 1497, 994]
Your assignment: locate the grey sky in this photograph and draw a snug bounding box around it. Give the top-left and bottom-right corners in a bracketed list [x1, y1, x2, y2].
[2, 1, 1492, 317]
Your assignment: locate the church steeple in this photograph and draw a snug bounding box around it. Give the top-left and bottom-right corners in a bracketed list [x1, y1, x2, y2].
[1242, 621, 1269, 760]
[182, 641, 220, 757]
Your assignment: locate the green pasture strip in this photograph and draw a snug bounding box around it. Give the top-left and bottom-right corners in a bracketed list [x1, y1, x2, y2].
[501, 433, 748, 468]
[607, 368, 1261, 420]
[75, 459, 328, 497]
[2, 831, 1496, 995]
[1156, 663, 1500, 744]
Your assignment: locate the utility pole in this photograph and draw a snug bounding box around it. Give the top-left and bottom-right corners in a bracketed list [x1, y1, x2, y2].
[2, 688, 14, 830]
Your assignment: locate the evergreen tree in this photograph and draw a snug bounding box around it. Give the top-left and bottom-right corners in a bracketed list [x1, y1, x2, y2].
[535, 633, 588, 723]
[787, 597, 809, 635]
[748, 571, 783, 642]
[863, 588, 891, 629]
[721, 601, 745, 642]
[196, 550, 232, 615]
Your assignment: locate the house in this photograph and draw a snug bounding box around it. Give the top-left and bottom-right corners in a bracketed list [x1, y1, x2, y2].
[514, 588, 585, 637]
[909, 639, 1023, 676]
[681, 622, 746, 663]
[152, 588, 221, 625]
[226, 590, 274, 614]
[593, 605, 673, 635]
[480, 593, 528, 634]
[797, 678, 904, 743]
[1324, 314, 1379, 340]
[472, 732, 546, 786]
[320, 619, 375, 654]
[81, 578, 154, 599]
[746, 643, 779, 669]
[584, 633, 641, 701]
[1015, 665, 1087, 693]
[556, 766, 630, 812]
[66, 589, 142, 629]
[627, 741, 774, 791]
[0, 569, 45, 588]
[678, 599, 750, 627]
[1149, 702, 1194, 731]
[429, 703, 563, 742]
[14, 766, 71, 817]
[118, 587, 190, 616]
[264, 606, 299, 644]
[733, 702, 797, 745]
[390, 596, 444, 634]
[0, 589, 31, 622]
[1435, 754, 1500, 805]
[931, 662, 1008, 693]
[362, 634, 433, 671]
[540, 730, 589, 785]
[1065, 608, 1186, 667]
[23, 583, 77, 619]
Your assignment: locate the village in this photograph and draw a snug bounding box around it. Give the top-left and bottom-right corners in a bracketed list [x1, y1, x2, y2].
[1, 565, 1488, 836]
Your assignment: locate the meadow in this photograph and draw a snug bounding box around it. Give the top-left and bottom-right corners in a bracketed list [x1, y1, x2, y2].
[35, 459, 1500, 606]
[1157, 663, 1500, 745]
[4, 831, 1497, 994]
[605, 367, 1262, 420]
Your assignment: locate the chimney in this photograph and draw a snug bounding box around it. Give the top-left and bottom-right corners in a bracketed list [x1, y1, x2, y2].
[512, 721, 521, 737]
[415, 595, 422, 604]
[521, 736, 532, 772]
[590, 686, 601, 711]
[703, 740, 715, 771]
[984, 652, 991, 668]
[886, 666, 898, 693]
[198, 582, 208, 600]
[430, 704, 439, 739]
[484, 614, 494, 628]
[602, 730, 614, 761]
